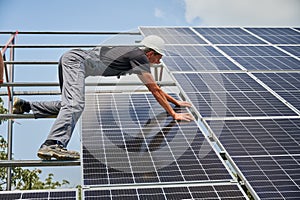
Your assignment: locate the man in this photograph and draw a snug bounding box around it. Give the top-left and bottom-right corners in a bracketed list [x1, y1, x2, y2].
[13, 35, 194, 160]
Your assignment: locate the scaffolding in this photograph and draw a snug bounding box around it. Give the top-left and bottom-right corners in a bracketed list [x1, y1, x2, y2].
[0, 31, 170, 191]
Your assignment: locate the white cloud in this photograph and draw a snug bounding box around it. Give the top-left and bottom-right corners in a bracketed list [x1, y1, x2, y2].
[154, 8, 165, 19]
[184, 0, 300, 26]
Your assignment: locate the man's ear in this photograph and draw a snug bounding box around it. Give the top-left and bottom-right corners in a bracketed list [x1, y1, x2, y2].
[145, 51, 154, 58]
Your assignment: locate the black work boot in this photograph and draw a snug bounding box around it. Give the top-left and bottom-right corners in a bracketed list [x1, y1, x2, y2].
[12, 98, 31, 114]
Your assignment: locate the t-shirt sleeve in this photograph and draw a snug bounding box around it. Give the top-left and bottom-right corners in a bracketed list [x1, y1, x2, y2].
[129, 54, 151, 75]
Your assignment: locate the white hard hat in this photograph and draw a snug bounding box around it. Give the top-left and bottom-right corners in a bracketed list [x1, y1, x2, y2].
[141, 35, 165, 56]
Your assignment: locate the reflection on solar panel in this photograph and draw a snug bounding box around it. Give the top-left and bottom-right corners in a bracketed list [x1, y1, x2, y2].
[219, 46, 300, 70]
[194, 27, 266, 44]
[0, 189, 77, 200]
[81, 93, 232, 186]
[173, 73, 297, 117]
[246, 28, 300, 44]
[140, 27, 207, 44]
[83, 184, 248, 200]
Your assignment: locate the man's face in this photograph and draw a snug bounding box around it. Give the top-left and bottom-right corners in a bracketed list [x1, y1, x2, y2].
[146, 51, 163, 65]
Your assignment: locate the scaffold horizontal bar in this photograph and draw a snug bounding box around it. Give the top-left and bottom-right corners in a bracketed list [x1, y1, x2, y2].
[0, 160, 80, 167]
[1, 81, 176, 87]
[0, 114, 56, 119]
[0, 91, 61, 96]
[0, 31, 141, 35]
[4, 61, 58, 64]
[1, 44, 144, 49]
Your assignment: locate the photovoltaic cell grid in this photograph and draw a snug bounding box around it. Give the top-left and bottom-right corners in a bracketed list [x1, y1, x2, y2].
[83, 184, 247, 200]
[218, 46, 300, 70]
[194, 27, 266, 44]
[279, 46, 300, 57]
[173, 73, 297, 118]
[0, 189, 77, 200]
[206, 119, 300, 199]
[139, 27, 207, 44]
[162, 45, 241, 71]
[234, 155, 300, 200]
[245, 28, 300, 44]
[81, 93, 232, 187]
[206, 118, 300, 157]
[254, 73, 300, 112]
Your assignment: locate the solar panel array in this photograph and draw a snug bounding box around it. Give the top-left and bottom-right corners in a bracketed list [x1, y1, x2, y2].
[0, 189, 77, 200]
[139, 27, 300, 200]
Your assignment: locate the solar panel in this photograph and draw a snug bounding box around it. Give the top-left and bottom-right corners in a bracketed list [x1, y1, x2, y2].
[194, 27, 266, 44]
[83, 183, 248, 200]
[206, 118, 300, 199]
[206, 118, 300, 157]
[0, 189, 77, 200]
[254, 72, 300, 91]
[254, 72, 300, 112]
[81, 93, 232, 186]
[140, 27, 207, 44]
[173, 73, 297, 118]
[279, 46, 300, 57]
[162, 45, 241, 71]
[218, 46, 300, 70]
[246, 28, 300, 44]
[233, 155, 300, 199]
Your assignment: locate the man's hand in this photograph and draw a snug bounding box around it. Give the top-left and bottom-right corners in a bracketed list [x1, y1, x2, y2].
[176, 101, 192, 107]
[173, 113, 194, 121]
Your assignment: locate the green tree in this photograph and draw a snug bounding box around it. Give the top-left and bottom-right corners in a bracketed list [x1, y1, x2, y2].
[0, 97, 69, 190]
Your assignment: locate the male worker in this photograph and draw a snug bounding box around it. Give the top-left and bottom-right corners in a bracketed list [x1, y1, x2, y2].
[12, 35, 194, 160]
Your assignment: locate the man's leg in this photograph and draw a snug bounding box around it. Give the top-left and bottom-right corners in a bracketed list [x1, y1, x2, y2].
[13, 99, 61, 117]
[38, 51, 85, 160]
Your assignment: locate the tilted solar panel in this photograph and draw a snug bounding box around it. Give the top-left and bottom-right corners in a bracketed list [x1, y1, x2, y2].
[246, 28, 300, 44]
[162, 45, 241, 71]
[140, 27, 207, 44]
[234, 155, 300, 199]
[219, 46, 300, 70]
[254, 72, 300, 112]
[279, 46, 300, 57]
[206, 118, 300, 157]
[173, 73, 297, 118]
[194, 27, 266, 44]
[83, 183, 248, 200]
[206, 118, 300, 199]
[0, 189, 77, 200]
[81, 93, 232, 187]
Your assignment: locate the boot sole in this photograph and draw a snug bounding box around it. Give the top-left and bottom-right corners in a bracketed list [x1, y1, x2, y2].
[38, 151, 79, 160]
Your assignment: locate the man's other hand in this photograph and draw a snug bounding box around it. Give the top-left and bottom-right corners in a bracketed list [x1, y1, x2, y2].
[176, 101, 192, 107]
[173, 113, 194, 121]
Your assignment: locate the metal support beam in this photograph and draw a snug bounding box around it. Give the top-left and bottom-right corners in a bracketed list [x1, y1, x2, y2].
[0, 160, 80, 167]
[1, 81, 176, 87]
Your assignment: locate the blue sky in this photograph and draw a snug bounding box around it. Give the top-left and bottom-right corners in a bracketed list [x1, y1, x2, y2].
[1, 0, 300, 188]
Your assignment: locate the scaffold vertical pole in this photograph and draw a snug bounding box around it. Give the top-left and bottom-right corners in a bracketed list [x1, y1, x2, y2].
[6, 34, 16, 191]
